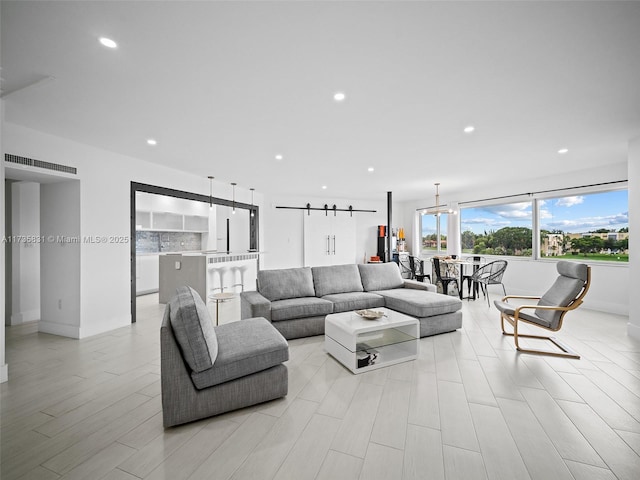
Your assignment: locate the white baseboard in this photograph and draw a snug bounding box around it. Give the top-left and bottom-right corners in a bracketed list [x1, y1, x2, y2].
[0, 363, 8, 383]
[10, 309, 40, 325]
[79, 315, 131, 338]
[628, 322, 640, 340]
[38, 320, 80, 339]
[35, 316, 132, 339]
[136, 288, 159, 296]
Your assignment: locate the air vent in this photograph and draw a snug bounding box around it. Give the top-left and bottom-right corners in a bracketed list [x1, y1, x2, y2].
[5, 154, 77, 175]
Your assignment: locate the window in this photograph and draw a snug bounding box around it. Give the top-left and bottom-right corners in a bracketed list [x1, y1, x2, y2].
[420, 212, 448, 254]
[460, 201, 533, 257]
[539, 190, 628, 262]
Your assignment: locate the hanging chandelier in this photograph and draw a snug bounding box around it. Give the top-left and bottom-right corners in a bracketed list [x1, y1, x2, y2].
[425, 183, 456, 216]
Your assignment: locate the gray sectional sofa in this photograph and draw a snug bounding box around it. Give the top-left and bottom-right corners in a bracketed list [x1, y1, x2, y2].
[241, 262, 463, 340]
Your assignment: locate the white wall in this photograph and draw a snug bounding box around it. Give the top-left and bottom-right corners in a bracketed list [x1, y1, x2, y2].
[136, 191, 210, 216]
[4, 180, 12, 324]
[40, 180, 81, 337]
[9, 181, 41, 324]
[400, 162, 630, 315]
[629, 136, 640, 338]
[3, 121, 262, 340]
[216, 205, 250, 252]
[261, 193, 407, 270]
[0, 99, 7, 383]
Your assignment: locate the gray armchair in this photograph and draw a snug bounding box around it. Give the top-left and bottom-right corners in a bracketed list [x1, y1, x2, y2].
[161, 286, 289, 427]
[494, 261, 590, 359]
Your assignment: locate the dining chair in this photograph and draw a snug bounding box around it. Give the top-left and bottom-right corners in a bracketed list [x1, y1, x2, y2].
[470, 259, 508, 307]
[409, 256, 430, 283]
[432, 257, 460, 297]
[461, 255, 484, 299]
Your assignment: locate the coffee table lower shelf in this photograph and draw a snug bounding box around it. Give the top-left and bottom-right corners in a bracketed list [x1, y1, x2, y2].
[324, 309, 419, 374]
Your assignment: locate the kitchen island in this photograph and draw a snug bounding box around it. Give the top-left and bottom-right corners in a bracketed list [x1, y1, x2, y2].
[158, 251, 260, 304]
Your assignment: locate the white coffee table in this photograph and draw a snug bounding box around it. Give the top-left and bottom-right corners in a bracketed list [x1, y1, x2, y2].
[325, 307, 419, 374]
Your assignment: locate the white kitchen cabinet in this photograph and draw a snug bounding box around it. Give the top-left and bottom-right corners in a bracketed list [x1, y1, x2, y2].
[136, 254, 159, 295]
[135, 210, 209, 232]
[303, 212, 356, 266]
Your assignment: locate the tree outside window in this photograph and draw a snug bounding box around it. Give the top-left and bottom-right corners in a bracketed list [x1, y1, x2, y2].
[460, 202, 533, 257]
[421, 212, 448, 254]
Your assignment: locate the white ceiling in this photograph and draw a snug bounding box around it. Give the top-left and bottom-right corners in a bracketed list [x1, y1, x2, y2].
[2, 1, 640, 201]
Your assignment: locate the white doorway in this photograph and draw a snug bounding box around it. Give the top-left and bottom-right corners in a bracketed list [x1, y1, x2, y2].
[4, 166, 81, 337]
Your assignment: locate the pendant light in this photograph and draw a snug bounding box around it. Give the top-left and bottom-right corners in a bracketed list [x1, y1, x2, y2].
[208, 176, 214, 210]
[231, 182, 237, 214]
[426, 182, 456, 216]
[250, 188, 255, 217]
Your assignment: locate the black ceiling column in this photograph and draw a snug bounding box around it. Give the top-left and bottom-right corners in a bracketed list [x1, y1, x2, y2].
[387, 191, 392, 262]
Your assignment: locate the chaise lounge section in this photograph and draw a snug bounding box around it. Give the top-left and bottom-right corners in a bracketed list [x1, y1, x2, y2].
[241, 262, 462, 340]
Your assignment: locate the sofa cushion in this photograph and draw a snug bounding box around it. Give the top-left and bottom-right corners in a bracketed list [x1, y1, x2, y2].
[312, 264, 364, 297]
[358, 263, 404, 291]
[374, 289, 462, 318]
[191, 317, 289, 389]
[271, 297, 333, 322]
[258, 267, 315, 301]
[322, 292, 385, 313]
[169, 286, 218, 373]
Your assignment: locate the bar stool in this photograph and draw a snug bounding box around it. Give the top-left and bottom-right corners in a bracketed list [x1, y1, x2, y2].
[230, 264, 249, 292]
[207, 263, 236, 325]
[208, 264, 223, 295]
[218, 265, 231, 292]
[208, 264, 232, 293]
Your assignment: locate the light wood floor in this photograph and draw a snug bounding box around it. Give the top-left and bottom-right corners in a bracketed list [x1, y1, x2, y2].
[2, 292, 640, 480]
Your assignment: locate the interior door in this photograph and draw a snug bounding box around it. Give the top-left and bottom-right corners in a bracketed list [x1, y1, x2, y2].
[303, 212, 356, 266]
[303, 212, 332, 266]
[330, 214, 356, 265]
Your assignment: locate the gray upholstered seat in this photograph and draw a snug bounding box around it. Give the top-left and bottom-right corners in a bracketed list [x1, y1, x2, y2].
[321, 292, 386, 313]
[161, 286, 289, 427]
[191, 318, 289, 389]
[270, 297, 333, 321]
[375, 289, 462, 318]
[494, 261, 590, 359]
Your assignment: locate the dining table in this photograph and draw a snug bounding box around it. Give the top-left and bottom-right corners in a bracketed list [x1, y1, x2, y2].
[436, 256, 487, 300]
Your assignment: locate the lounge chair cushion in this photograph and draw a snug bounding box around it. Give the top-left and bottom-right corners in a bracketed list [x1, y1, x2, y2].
[535, 261, 588, 328]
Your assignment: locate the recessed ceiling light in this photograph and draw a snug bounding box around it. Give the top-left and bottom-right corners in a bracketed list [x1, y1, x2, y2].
[147, 139, 157, 146]
[99, 37, 118, 49]
[463, 125, 475, 133]
[275, 154, 283, 161]
[558, 148, 569, 154]
[322, 185, 327, 190]
[367, 167, 375, 172]
[333, 92, 346, 102]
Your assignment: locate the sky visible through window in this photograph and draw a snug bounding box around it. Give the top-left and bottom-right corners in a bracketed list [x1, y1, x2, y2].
[456, 190, 629, 235]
